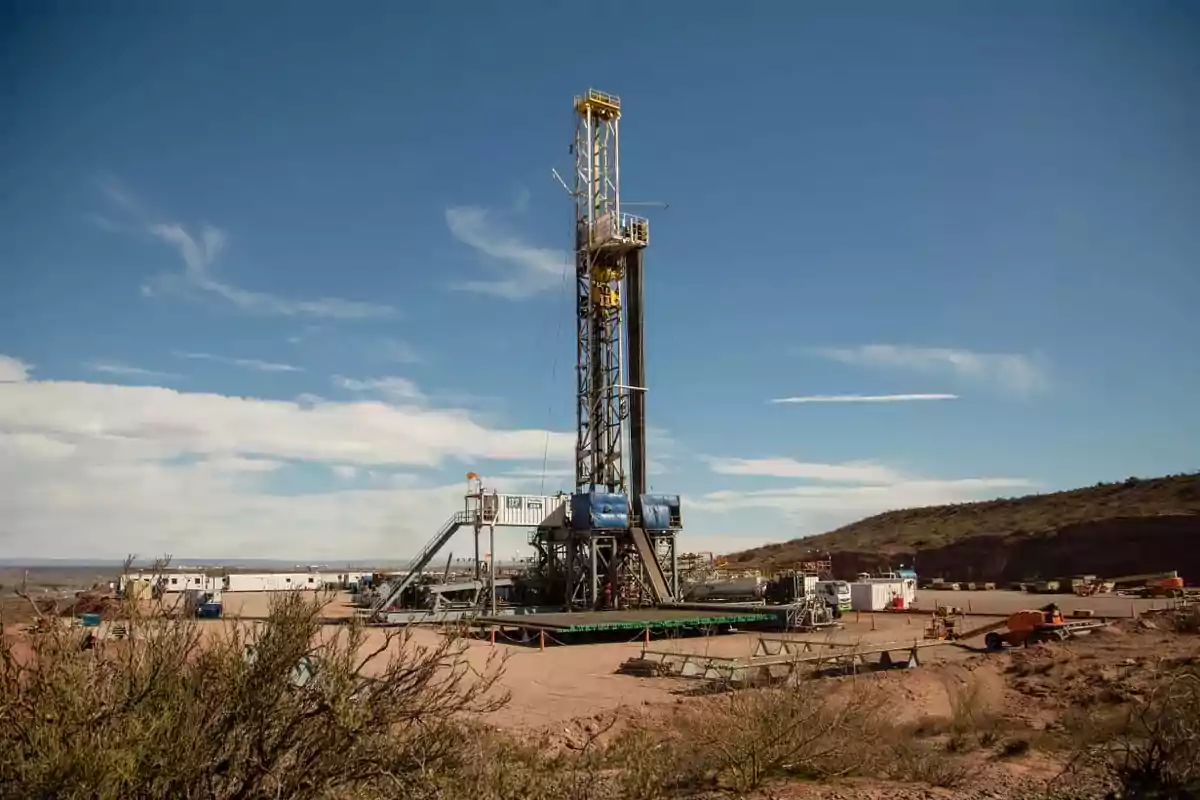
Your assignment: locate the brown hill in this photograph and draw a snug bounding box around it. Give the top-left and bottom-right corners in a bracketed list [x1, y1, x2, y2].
[722, 473, 1200, 583]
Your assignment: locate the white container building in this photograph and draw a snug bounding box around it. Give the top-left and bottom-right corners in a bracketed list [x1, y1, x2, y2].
[849, 580, 907, 611]
[222, 572, 324, 592]
[479, 493, 569, 528]
[121, 572, 217, 593]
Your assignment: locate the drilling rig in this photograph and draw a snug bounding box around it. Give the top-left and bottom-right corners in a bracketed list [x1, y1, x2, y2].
[368, 89, 680, 622]
[530, 89, 682, 610]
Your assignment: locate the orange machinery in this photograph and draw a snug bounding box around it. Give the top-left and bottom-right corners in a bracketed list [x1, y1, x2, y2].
[951, 604, 1090, 650]
[1139, 575, 1186, 598]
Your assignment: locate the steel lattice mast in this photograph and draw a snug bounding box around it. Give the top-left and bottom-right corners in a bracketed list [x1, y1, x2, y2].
[572, 89, 647, 494]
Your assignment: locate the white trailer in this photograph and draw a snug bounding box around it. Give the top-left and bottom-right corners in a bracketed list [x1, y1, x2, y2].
[122, 572, 216, 593]
[849, 580, 905, 611]
[222, 572, 324, 592]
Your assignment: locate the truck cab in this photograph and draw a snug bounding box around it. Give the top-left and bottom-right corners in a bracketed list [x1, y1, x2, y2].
[815, 580, 851, 614]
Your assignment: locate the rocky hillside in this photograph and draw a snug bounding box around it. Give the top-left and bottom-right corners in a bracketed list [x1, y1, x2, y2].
[723, 473, 1200, 582]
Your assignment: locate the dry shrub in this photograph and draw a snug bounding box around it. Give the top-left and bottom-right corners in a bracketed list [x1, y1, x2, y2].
[614, 676, 887, 793]
[423, 721, 611, 800]
[946, 674, 1003, 752]
[0, 580, 508, 800]
[884, 740, 971, 788]
[1166, 604, 1200, 634]
[1068, 664, 1200, 797]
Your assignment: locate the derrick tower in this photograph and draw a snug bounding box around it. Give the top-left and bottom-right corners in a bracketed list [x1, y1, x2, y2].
[537, 89, 679, 610]
[572, 89, 645, 494]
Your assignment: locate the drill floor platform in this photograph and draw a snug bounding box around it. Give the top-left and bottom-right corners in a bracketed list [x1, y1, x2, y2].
[477, 607, 774, 633]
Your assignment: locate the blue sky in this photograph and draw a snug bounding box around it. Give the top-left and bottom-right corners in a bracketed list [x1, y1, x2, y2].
[2, 1, 1197, 560]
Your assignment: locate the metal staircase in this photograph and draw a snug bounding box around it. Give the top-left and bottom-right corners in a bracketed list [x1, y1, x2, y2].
[370, 511, 470, 618]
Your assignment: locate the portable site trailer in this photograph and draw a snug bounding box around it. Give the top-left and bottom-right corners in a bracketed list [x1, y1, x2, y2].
[849, 580, 906, 611]
[222, 573, 324, 592]
[122, 572, 217, 593]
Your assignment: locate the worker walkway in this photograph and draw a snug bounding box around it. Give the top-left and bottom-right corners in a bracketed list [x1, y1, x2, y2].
[478, 607, 773, 635]
[369, 511, 468, 618]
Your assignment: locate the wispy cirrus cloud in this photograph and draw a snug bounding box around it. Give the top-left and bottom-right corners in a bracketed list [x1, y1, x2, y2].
[96, 178, 396, 320]
[695, 454, 1036, 523]
[445, 205, 568, 299]
[770, 393, 958, 404]
[704, 456, 905, 484]
[176, 351, 302, 373]
[333, 375, 424, 402]
[88, 361, 182, 380]
[809, 345, 1048, 396]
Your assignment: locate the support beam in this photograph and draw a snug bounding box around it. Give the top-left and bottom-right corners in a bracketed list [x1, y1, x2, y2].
[626, 248, 647, 500]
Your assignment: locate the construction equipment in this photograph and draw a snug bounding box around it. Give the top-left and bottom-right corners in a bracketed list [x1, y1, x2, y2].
[923, 606, 962, 640]
[952, 604, 1106, 650]
[1074, 571, 1185, 598]
[1130, 574, 1185, 598]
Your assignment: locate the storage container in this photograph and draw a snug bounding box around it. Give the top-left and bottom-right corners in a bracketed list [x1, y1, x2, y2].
[849, 581, 904, 611]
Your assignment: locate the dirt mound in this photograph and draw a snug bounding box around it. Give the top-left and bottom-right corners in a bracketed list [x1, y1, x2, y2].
[725, 473, 1200, 583]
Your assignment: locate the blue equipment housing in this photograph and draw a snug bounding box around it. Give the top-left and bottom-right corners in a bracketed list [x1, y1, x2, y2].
[638, 494, 682, 531]
[570, 492, 630, 531]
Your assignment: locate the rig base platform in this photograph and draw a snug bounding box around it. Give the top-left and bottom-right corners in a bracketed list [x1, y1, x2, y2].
[477, 607, 775, 638]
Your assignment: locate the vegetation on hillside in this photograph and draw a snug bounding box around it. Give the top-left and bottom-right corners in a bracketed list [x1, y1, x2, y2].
[726, 473, 1200, 567]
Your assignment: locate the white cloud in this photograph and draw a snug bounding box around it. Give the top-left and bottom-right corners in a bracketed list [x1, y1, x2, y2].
[695, 453, 1036, 543]
[445, 205, 568, 299]
[89, 361, 182, 380]
[177, 351, 302, 373]
[705, 456, 905, 484]
[331, 465, 358, 480]
[690, 477, 1035, 516]
[97, 179, 396, 320]
[811, 345, 1048, 396]
[0, 360, 575, 558]
[770, 393, 959, 404]
[333, 375, 424, 402]
[0, 377, 571, 469]
[0, 356, 31, 383]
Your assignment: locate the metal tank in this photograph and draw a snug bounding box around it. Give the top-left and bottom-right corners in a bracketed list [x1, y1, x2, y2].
[682, 577, 766, 602]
